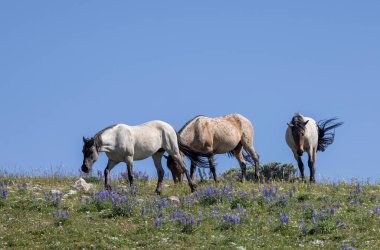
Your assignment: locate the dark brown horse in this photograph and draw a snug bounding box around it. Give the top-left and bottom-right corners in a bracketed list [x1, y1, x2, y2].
[166, 114, 260, 182]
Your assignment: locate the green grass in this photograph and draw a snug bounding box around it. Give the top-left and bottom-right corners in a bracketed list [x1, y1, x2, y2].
[0, 174, 379, 249]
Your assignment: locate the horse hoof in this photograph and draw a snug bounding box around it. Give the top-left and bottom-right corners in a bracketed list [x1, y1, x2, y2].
[155, 190, 162, 195]
[105, 184, 112, 191]
[190, 183, 197, 192]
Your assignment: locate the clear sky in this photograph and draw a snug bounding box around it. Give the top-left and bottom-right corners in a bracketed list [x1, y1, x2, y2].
[1, 1, 379, 181]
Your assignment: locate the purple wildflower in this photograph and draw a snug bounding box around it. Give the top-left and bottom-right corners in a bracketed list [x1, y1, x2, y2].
[2, 189, 8, 199]
[374, 206, 379, 214]
[301, 218, 307, 234]
[356, 183, 361, 194]
[331, 207, 335, 215]
[140, 205, 145, 217]
[280, 213, 290, 226]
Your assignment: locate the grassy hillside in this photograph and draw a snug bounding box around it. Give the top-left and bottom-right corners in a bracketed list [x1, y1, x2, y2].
[0, 169, 379, 249]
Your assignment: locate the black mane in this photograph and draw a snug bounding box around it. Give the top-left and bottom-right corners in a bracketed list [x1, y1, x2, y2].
[291, 113, 306, 133]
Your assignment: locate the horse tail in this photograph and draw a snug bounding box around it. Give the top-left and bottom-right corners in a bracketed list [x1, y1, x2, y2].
[177, 134, 211, 168]
[227, 149, 255, 165]
[317, 118, 344, 152]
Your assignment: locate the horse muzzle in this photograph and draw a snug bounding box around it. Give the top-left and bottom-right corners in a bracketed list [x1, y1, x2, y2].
[81, 165, 90, 173]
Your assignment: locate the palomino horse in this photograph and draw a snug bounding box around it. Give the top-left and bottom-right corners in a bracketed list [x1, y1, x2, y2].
[166, 114, 260, 182]
[81, 121, 203, 194]
[286, 113, 343, 182]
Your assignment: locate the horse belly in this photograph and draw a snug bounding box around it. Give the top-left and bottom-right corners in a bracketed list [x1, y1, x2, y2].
[132, 135, 163, 161]
[212, 125, 241, 154]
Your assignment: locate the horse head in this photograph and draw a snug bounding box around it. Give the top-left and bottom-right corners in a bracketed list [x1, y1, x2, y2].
[288, 115, 309, 156]
[81, 136, 99, 173]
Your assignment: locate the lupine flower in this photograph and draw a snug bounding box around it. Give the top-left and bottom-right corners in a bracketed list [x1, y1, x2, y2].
[97, 170, 103, 179]
[2, 189, 8, 199]
[269, 220, 273, 227]
[331, 207, 335, 215]
[373, 206, 379, 214]
[312, 216, 317, 226]
[88, 214, 93, 221]
[281, 193, 287, 201]
[301, 218, 307, 234]
[337, 201, 341, 208]
[280, 213, 290, 225]
[320, 209, 324, 219]
[356, 183, 361, 194]
[155, 217, 162, 227]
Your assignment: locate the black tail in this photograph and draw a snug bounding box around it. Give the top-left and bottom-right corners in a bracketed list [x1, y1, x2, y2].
[317, 118, 343, 152]
[177, 136, 211, 168]
[227, 149, 255, 165]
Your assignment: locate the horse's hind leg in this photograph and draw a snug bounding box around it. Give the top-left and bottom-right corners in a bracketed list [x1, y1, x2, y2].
[233, 144, 248, 182]
[190, 160, 196, 181]
[208, 156, 217, 182]
[242, 144, 260, 180]
[152, 151, 165, 195]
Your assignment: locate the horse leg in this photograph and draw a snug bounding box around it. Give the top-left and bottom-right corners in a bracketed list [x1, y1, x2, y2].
[104, 160, 118, 190]
[171, 154, 196, 192]
[293, 151, 305, 181]
[190, 160, 196, 181]
[242, 145, 260, 180]
[308, 149, 316, 183]
[125, 156, 134, 187]
[152, 151, 165, 195]
[208, 156, 217, 182]
[233, 144, 248, 182]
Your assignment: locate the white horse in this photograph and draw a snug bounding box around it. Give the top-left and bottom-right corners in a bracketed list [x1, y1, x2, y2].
[286, 113, 343, 182]
[81, 121, 201, 194]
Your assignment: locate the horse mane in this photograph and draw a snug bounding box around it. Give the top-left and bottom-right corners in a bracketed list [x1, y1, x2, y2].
[178, 115, 204, 135]
[93, 124, 118, 149]
[291, 113, 307, 133]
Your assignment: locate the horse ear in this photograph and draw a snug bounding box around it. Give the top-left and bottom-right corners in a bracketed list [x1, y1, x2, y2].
[83, 136, 87, 143]
[163, 155, 168, 159]
[304, 120, 309, 126]
[287, 123, 294, 127]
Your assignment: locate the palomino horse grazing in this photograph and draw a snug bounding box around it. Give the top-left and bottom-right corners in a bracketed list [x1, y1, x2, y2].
[166, 114, 260, 182]
[286, 113, 343, 182]
[81, 121, 203, 195]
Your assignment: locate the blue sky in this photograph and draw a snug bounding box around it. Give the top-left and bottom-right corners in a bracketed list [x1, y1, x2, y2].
[1, 1, 379, 181]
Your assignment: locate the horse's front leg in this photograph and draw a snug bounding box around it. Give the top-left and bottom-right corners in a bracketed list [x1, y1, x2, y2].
[125, 156, 134, 187]
[104, 160, 118, 190]
[152, 152, 165, 195]
[293, 151, 305, 182]
[308, 149, 316, 183]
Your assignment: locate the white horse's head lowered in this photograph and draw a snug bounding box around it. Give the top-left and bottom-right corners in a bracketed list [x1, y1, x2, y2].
[287, 114, 309, 156]
[81, 137, 99, 173]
